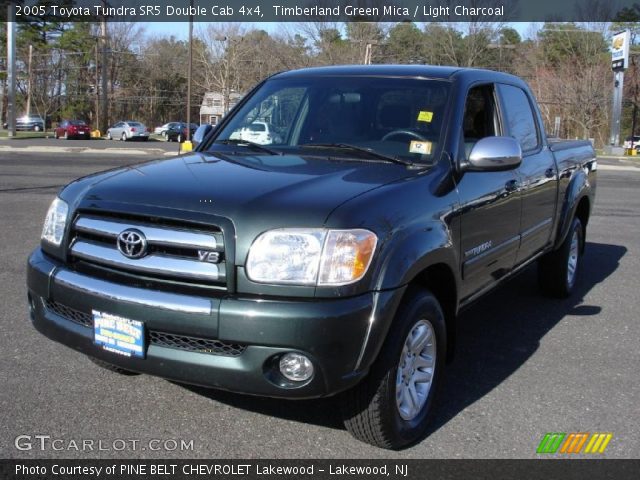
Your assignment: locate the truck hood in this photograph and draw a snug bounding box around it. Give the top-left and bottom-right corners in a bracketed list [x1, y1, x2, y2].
[65, 151, 415, 258]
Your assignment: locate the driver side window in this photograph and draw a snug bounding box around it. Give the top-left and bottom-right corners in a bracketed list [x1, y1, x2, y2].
[463, 85, 498, 159]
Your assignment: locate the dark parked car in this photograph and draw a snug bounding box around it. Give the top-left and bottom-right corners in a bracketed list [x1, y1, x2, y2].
[166, 123, 198, 143]
[13, 114, 46, 131]
[28, 65, 596, 449]
[54, 120, 91, 140]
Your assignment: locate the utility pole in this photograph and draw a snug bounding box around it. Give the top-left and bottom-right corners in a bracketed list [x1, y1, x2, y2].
[186, 0, 194, 144]
[364, 43, 373, 65]
[7, 3, 16, 137]
[26, 44, 33, 116]
[100, 6, 108, 134]
[95, 42, 99, 131]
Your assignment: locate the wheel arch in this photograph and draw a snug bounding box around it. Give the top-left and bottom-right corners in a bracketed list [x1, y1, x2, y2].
[409, 262, 458, 363]
[554, 168, 592, 250]
[359, 258, 459, 374]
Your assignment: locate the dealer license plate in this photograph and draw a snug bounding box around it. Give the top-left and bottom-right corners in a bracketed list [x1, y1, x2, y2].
[93, 310, 145, 358]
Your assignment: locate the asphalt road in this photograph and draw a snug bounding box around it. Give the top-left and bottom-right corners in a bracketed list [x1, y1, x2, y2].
[0, 149, 638, 459]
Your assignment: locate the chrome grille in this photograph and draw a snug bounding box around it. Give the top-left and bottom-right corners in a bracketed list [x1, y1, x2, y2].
[69, 214, 226, 288]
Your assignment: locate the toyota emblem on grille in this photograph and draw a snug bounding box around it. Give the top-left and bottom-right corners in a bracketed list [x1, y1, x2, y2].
[117, 229, 147, 259]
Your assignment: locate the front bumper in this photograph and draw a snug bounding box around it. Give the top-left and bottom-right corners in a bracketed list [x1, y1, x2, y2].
[27, 248, 402, 398]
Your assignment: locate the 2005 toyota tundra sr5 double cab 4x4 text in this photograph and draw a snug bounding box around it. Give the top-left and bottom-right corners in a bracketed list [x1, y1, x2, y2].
[27, 66, 596, 449]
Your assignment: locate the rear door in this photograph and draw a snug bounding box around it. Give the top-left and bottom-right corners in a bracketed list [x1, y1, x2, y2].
[111, 122, 123, 136]
[457, 84, 522, 301]
[496, 84, 558, 264]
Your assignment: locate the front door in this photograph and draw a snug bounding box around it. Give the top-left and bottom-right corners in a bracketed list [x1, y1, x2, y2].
[457, 84, 522, 301]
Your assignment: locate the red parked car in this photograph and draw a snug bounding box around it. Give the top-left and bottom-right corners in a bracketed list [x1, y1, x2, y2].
[54, 120, 91, 140]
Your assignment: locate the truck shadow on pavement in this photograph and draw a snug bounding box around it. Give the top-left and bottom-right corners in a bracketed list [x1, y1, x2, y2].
[181, 242, 626, 435]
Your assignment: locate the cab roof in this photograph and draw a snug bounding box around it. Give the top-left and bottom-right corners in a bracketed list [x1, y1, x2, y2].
[271, 64, 525, 87]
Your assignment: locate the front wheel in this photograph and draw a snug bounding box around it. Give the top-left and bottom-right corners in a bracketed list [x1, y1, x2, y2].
[107, 131, 112, 140]
[538, 217, 584, 298]
[341, 287, 445, 449]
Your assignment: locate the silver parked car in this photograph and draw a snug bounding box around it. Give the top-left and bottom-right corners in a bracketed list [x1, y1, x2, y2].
[106, 121, 150, 141]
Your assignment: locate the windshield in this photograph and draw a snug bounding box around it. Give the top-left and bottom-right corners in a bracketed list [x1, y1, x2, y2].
[69, 120, 86, 126]
[211, 76, 450, 164]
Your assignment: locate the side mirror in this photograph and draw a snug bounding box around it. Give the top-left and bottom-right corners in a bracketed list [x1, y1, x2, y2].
[466, 136, 522, 172]
[192, 124, 213, 149]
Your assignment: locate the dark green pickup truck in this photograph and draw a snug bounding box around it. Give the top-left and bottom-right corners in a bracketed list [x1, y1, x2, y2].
[27, 65, 596, 449]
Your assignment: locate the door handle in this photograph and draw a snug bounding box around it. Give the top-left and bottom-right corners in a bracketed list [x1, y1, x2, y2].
[545, 168, 555, 178]
[505, 179, 519, 192]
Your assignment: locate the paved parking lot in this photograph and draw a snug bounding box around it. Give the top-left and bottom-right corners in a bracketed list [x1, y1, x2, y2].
[0, 147, 638, 459]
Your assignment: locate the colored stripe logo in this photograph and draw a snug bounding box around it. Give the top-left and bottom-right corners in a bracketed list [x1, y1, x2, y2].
[537, 433, 612, 454]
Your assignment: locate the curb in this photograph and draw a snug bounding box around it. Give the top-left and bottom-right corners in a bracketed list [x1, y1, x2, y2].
[0, 145, 172, 156]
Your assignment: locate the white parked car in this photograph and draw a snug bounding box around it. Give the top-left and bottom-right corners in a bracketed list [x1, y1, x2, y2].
[230, 121, 281, 145]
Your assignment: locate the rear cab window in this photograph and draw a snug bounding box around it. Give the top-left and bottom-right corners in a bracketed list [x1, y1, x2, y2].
[496, 84, 539, 153]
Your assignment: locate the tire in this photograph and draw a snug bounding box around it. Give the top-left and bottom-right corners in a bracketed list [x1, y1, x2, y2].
[54, 131, 59, 139]
[34, 125, 41, 132]
[162, 131, 167, 139]
[88, 357, 140, 376]
[63, 131, 68, 140]
[538, 217, 584, 298]
[107, 131, 112, 140]
[177, 134, 183, 143]
[121, 132, 127, 142]
[341, 287, 446, 449]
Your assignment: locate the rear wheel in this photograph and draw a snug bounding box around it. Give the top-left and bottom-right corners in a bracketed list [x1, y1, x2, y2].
[341, 288, 445, 449]
[538, 217, 584, 298]
[63, 131, 68, 140]
[121, 132, 127, 142]
[177, 133, 183, 143]
[88, 357, 140, 376]
[54, 130, 59, 139]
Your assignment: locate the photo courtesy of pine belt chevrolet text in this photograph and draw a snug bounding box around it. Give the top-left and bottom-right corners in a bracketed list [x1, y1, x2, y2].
[26, 65, 596, 449]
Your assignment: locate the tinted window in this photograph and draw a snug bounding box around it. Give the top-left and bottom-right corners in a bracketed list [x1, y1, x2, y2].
[69, 120, 86, 126]
[462, 84, 498, 159]
[247, 123, 266, 132]
[498, 84, 538, 152]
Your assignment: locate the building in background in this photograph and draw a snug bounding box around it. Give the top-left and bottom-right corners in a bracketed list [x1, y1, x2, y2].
[199, 92, 243, 126]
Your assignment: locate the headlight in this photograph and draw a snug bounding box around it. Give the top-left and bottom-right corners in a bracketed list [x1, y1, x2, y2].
[41, 197, 69, 246]
[246, 228, 377, 286]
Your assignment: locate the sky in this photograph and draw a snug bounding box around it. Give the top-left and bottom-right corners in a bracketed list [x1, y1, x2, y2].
[144, 21, 536, 40]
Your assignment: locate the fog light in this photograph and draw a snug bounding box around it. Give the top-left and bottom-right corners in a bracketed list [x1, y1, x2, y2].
[279, 353, 314, 382]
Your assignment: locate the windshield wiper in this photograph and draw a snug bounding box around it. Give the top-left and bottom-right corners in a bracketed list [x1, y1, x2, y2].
[301, 143, 413, 166]
[215, 139, 282, 155]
